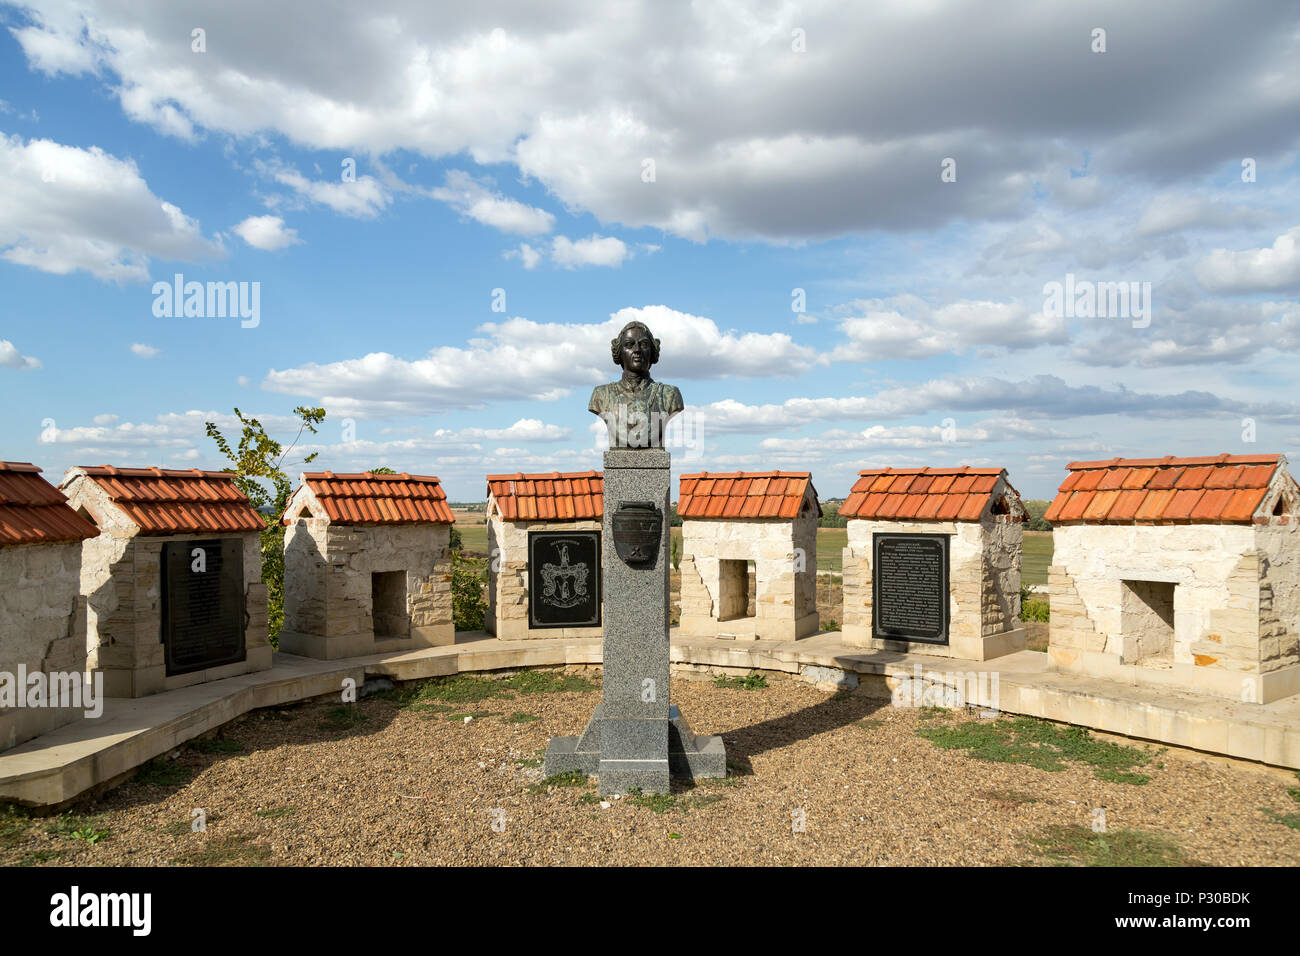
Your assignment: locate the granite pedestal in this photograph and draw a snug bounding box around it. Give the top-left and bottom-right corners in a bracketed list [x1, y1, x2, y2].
[544, 448, 726, 794]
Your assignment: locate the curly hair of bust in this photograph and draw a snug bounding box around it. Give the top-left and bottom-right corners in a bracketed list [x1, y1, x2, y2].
[610, 321, 661, 367]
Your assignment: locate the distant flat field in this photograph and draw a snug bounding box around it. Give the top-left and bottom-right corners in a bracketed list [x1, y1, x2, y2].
[452, 509, 488, 556]
[462, 518, 1052, 585]
[1022, 531, 1053, 587]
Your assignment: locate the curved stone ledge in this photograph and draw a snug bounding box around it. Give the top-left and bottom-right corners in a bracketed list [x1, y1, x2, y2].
[2, 630, 1298, 807]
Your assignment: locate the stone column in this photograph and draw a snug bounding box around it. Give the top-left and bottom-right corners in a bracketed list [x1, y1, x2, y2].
[544, 448, 725, 794]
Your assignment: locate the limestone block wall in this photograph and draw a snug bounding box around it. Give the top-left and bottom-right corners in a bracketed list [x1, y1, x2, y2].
[81, 531, 269, 698]
[485, 515, 602, 640]
[282, 520, 453, 658]
[841, 515, 1023, 660]
[677, 514, 819, 641]
[0, 541, 87, 750]
[1048, 521, 1300, 702]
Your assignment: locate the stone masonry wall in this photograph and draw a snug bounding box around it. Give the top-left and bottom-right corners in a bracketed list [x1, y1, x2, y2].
[842, 519, 985, 651]
[486, 514, 602, 640]
[1050, 523, 1259, 673]
[1254, 520, 1300, 675]
[0, 540, 87, 749]
[677, 499, 819, 641]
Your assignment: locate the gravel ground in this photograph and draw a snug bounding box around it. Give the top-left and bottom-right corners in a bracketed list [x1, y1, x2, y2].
[3, 670, 1298, 867]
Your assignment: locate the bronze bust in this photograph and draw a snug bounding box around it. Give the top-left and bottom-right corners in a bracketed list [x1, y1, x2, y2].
[590, 321, 684, 449]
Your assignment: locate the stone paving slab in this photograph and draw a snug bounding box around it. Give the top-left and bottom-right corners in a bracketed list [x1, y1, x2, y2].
[2, 630, 1298, 807]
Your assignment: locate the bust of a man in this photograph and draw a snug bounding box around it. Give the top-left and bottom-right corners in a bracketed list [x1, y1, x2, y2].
[590, 321, 684, 449]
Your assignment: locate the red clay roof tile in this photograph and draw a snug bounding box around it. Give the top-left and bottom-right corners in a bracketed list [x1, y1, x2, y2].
[72, 465, 264, 535]
[838, 467, 1023, 523]
[285, 471, 454, 526]
[1048, 455, 1287, 524]
[0, 462, 100, 546]
[676, 472, 820, 520]
[484, 471, 602, 522]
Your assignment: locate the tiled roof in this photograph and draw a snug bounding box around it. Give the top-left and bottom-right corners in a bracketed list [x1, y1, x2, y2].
[291, 472, 454, 525]
[70, 465, 266, 535]
[678, 472, 820, 520]
[0, 462, 99, 546]
[486, 471, 603, 521]
[1043, 454, 1288, 524]
[839, 467, 1017, 521]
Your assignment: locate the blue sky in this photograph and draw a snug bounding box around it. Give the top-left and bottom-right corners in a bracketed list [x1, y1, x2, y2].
[2, 1, 1298, 502]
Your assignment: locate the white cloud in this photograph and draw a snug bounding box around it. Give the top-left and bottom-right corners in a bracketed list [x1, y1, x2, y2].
[130, 343, 161, 358]
[691, 374, 1300, 436]
[0, 339, 41, 369]
[263, 304, 822, 417]
[430, 170, 554, 235]
[830, 294, 1066, 361]
[1136, 193, 1273, 237]
[0, 134, 222, 282]
[259, 161, 391, 219]
[92, 414, 119, 425]
[1196, 227, 1300, 293]
[551, 234, 628, 269]
[504, 242, 542, 269]
[23, 3, 1295, 242]
[233, 214, 302, 251]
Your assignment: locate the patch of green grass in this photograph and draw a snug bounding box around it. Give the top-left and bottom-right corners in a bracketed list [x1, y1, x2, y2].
[1287, 772, 1300, 803]
[712, 673, 768, 690]
[517, 753, 544, 768]
[527, 770, 591, 793]
[0, 804, 32, 848]
[169, 832, 272, 867]
[1261, 808, 1300, 830]
[18, 848, 69, 866]
[1026, 823, 1194, 866]
[506, 712, 540, 723]
[625, 785, 725, 813]
[917, 706, 954, 720]
[321, 705, 368, 730]
[1094, 768, 1151, 786]
[916, 715, 1151, 784]
[46, 812, 110, 845]
[577, 791, 602, 805]
[855, 718, 884, 731]
[185, 736, 245, 755]
[668, 832, 682, 839]
[254, 806, 298, 819]
[499, 670, 598, 695]
[133, 757, 194, 788]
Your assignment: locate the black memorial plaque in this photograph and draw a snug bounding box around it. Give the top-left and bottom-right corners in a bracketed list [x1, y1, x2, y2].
[872, 533, 949, 644]
[528, 531, 601, 628]
[161, 538, 247, 676]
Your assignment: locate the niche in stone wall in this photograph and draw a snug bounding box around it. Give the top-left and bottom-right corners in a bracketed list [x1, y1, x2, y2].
[718, 559, 755, 621]
[1121, 579, 1175, 668]
[371, 571, 409, 639]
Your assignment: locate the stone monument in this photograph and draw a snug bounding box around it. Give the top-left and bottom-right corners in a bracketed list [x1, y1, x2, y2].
[544, 321, 726, 794]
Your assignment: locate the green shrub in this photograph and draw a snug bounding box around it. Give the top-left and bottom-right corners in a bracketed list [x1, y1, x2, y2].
[452, 553, 487, 631]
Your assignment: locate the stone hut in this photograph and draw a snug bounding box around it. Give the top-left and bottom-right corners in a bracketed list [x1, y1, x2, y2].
[0, 462, 100, 750]
[677, 471, 821, 641]
[485, 471, 604, 640]
[280, 472, 455, 659]
[1044, 454, 1300, 703]
[839, 466, 1028, 660]
[60, 466, 271, 699]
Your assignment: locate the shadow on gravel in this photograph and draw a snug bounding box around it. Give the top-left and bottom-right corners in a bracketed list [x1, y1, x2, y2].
[719, 689, 892, 766]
